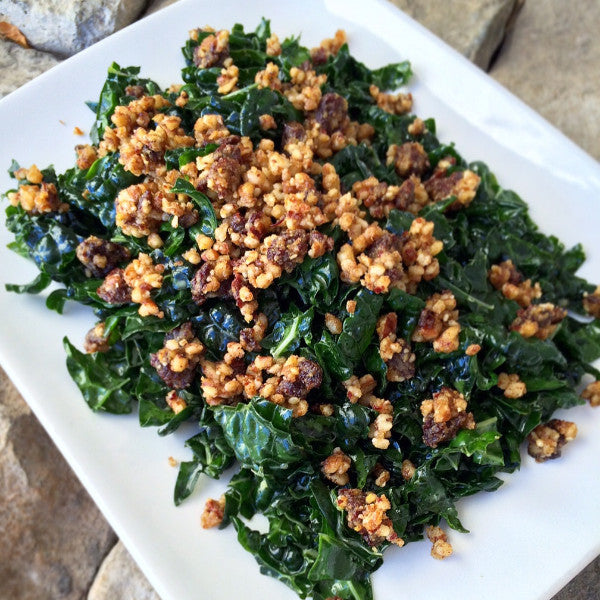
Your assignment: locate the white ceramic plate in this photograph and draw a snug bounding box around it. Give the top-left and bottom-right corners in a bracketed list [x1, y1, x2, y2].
[1, 1, 599, 599]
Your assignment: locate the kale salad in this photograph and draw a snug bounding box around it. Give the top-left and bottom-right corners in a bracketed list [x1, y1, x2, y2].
[4, 19, 600, 600]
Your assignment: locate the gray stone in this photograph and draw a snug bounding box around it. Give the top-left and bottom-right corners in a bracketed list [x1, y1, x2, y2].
[389, 0, 520, 69]
[144, 0, 179, 14]
[0, 0, 149, 57]
[0, 38, 61, 99]
[87, 542, 162, 600]
[0, 367, 117, 600]
[490, 0, 600, 160]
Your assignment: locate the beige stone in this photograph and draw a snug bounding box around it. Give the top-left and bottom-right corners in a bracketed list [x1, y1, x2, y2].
[87, 541, 161, 600]
[0, 0, 148, 57]
[0, 367, 117, 600]
[389, 0, 520, 69]
[490, 0, 600, 160]
[0, 39, 61, 99]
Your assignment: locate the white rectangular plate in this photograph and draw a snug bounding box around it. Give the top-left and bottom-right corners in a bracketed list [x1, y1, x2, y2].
[1, 1, 599, 599]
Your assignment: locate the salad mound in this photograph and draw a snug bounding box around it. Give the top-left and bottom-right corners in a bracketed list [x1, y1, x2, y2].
[4, 19, 600, 600]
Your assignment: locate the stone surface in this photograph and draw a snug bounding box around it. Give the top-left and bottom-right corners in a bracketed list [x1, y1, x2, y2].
[553, 556, 600, 600]
[145, 0, 178, 14]
[490, 0, 600, 160]
[0, 38, 61, 99]
[0, 367, 117, 600]
[88, 542, 161, 600]
[389, 0, 519, 69]
[0, 0, 149, 57]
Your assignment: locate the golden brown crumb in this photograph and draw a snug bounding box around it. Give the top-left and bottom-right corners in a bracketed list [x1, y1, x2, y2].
[424, 167, 480, 210]
[343, 374, 377, 403]
[73, 126, 84, 136]
[582, 381, 600, 407]
[259, 114, 277, 130]
[497, 372, 527, 399]
[420, 387, 475, 447]
[376, 313, 416, 382]
[310, 29, 347, 64]
[265, 32, 281, 56]
[200, 352, 322, 417]
[325, 312, 343, 335]
[372, 463, 391, 487]
[583, 286, 600, 318]
[217, 62, 239, 94]
[165, 390, 188, 414]
[8, 180, 67, 214]
[168, 456, 178, 467]
[123, 253, 166, 317]
[489, 260, 542, 308]
[75, 144, 98, 170]
[321, 448, 352, 486]
[83, 322, 110, 353]
[337, 489, 404, 547]
[412, 290, 461, 353]
[401, 459, 416, 481]
[511, 303, 567, 340]
[426, 525, 453, 560]
[201, 496, 226, 529]
[408, 117, 426, 136]
[465, 343, 481, 356]
[369, 84, 412, 115]
[527, 419, 577, 462]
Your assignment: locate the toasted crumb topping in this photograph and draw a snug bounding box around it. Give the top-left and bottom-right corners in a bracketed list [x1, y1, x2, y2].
[420, 388, 475, 447]
[165, 390, 188, 414]
[489, 259, 542, 307]
[321, 448, 352, 486]
[123, 253, 166, 317]
[583, 286, 600, 318]
[150, 322, 205, 389]
[497, 372, 527, 399]
[201, 496, 226, 529]
[337, 489, 404, 547]
[201, 350, 322, 417]
[8, 180, 66, 214]
[412, 290, 461, 353]
[369, 84, 412, 115]
[582, 381, 600, 407]
[426, 525, 453, 560]
[511, 302, 567, 339]
[527, 419, 577, 462]
[377, 313, 416, 382]
[83, 322, 110, 354]
[401, 459, 416, 481]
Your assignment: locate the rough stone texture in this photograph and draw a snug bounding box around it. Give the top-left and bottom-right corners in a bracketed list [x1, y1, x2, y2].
[553, 556, 600, 600]
[490, 0, 600, 161]
[145, 0, 178, 14]
[88, 542, 162, 600]
[0, 0, 149, 57]
[0, 38, 61, 99]
[389, 0, 519, 69]
[0, 367, 117, 600]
